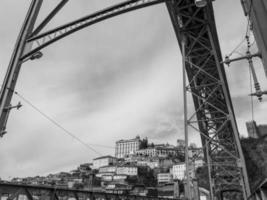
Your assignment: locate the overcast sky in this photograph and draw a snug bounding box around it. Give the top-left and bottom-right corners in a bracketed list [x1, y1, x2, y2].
[0, 0, 266, 180]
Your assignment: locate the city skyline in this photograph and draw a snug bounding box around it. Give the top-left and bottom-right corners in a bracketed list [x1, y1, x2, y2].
[0, 0, 267, 180]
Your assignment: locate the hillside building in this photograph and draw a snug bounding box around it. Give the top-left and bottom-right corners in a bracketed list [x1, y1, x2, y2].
[115, 136, 141, 158]
[172, 163, 186, 180]
[116, 165, 138, 176]
[157, 173, 173, 184]
[135, 146, 182, 158]
[92, 156, 117, 169]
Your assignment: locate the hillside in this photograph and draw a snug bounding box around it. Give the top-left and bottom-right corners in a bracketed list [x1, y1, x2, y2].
[241, 137, 267, 190]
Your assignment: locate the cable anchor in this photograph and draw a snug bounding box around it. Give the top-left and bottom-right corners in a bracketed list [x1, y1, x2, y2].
[4, 102, 22, 111]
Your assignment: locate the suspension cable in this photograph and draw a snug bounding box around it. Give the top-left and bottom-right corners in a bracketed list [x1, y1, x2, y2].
[13, 90, 105, 156]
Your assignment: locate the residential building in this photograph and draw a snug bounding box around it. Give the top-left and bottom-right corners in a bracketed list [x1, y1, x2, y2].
[157, 173, 173, 184]
[96, 166, 117, 178]
[158, 183, 175, 198]
[116, 165, 138, 176]
[115, 136, 141, 158]
[172, 163, 186, 180]
[172, 160, 203, 180]
[79, 163, 92, 172]
[113, 174, 127, 182]
[137, 160, 159, 169]
[92, 156, 117, 169]
[101, 175, 113, 182]
[135, 146, 181, 158]
[99, 166, 117, 174]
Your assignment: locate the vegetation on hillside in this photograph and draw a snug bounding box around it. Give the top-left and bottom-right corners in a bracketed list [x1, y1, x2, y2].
[241, 137, 267, 190]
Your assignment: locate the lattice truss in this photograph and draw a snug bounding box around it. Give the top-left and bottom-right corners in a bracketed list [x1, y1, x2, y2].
[166, 0, 250, 198]
[23, 0, 167, 60]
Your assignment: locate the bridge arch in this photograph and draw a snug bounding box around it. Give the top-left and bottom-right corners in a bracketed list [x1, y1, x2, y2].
[23, 0, 168, 60]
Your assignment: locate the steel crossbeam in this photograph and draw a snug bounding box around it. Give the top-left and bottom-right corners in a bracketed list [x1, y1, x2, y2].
[166, 0, 250, 199]
[0, 183, 178, 200]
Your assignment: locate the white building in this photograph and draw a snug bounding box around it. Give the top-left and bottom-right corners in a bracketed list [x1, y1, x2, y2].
[116, 166, 138, 176]
[157, 173, 173, 184]
[172, 163, 186, 180]
[115, 136, 141, 158]
[92, 156, 117, 169]
[99, 165, 117, 174]
[96, 165, 117, 178]
[101, 175, 113, 182]
[113, 174, 127, 181]
[137, 160, 159, 169]
[136, 146, 181, 158]
[172, 160, 204, 180]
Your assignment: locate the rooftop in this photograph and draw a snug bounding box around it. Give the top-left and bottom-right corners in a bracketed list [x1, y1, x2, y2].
[93, 155, 116, 160]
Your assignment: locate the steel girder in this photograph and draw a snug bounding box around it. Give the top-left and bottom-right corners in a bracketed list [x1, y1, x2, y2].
[0, 183, 178, 200]
[23, 0, 168, 60]
[166, 0, 250, 199]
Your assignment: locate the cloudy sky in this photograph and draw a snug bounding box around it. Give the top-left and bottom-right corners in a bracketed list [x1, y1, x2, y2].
[0, 0, 266, 179]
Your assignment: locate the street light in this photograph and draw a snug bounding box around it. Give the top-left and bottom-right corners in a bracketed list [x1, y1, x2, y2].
[195, 0, 207, 7]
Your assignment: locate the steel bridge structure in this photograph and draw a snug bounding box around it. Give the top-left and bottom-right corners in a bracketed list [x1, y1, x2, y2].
[0, 183, 178, 200]
[0, 0, 252, 199]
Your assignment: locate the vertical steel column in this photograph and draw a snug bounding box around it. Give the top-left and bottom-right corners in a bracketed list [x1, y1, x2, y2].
[182, 35, 191, 200]
[205, 139, 214, 200]
[0, 0, 43, 135]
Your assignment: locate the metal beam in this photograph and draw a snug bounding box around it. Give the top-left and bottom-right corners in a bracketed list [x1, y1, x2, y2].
[0, 0, 43, 136]
[22, 0, 167, 60]
[31, 0, 69, 36]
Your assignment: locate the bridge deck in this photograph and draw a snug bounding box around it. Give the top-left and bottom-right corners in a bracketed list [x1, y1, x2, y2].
[0, 183, 180, 200]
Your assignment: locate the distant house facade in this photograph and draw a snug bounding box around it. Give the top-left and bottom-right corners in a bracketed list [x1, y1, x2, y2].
[157, 173, 173, 184]
[135, 146, 181, 158]
[172, 163, 186, 180]
[92, 156, 117, 169]
[116, 165, 138, 176]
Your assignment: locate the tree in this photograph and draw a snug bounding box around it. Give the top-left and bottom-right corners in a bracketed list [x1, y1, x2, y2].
[140, 138, 148, 149]
[241, 137, 267, 190]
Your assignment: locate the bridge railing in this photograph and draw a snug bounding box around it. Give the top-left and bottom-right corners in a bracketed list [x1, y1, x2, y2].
[0, 183, 181, 200]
